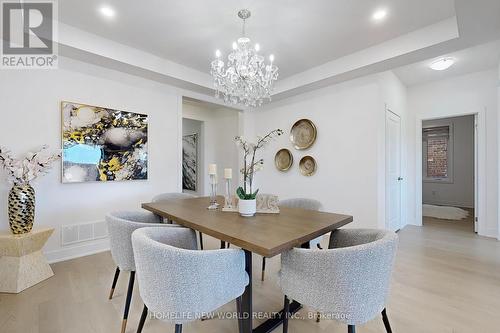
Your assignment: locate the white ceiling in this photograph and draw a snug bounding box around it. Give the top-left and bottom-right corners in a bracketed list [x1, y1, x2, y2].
[58, 0, 456, 79]
[394, 40, 500, 86]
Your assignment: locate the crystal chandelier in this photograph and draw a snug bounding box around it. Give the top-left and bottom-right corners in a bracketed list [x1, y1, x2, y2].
[210, 9, 279, 107]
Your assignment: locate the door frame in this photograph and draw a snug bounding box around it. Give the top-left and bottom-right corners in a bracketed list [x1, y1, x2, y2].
[385, 109, 403, 231]
[415, 109, 485, 235]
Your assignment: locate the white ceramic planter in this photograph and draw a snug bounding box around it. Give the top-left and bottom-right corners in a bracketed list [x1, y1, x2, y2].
[238, 198, 256, 217]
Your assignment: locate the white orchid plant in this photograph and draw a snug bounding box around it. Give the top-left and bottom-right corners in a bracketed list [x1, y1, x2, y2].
[0, 146, 61, 186]
[235, 129, 283, 200]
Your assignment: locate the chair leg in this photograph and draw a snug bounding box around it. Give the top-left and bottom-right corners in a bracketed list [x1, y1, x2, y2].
[121, 271, 135, 333]
[108, 266, 120, 300]
[174, 324, 182, 333]
[283, 295, 290, 333]
[382, 308, 392, 333]
[136, 304, 148, 333]
[348, 325, 356, 333]
[220, 240, 226, 249]
[199, 232, 204, 250]
[261, 257, 266, 281]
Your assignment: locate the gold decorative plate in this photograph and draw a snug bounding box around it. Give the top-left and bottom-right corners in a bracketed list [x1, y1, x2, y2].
[275, 149, 293, 171]
[299, 156, 317, 176]
[290, 119, 317, 150]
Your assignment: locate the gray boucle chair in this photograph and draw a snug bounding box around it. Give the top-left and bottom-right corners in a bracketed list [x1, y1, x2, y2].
[280, 229, 398, 333]
[106, 211, 181, 333]
[132, 227, 249, 333]
[152, 192, 206, 249]
[260, 198, 323, 281]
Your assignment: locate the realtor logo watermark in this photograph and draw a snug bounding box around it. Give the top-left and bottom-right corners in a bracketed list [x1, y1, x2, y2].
[1, 0, 58, 69]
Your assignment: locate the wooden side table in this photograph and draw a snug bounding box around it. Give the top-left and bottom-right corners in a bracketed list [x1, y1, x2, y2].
[0, 227, 54, 293]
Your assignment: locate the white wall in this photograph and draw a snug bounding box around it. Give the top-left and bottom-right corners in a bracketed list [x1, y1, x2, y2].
[0, 56, 184, 262]
[182, 118, 203, 196]
[422, 115, 475, 208]
[407, 69, 498, 238]
[245, 72, 408, 229]
[182, 101, 240, 196]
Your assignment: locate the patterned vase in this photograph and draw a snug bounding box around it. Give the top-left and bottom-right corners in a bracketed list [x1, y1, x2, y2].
[8, 184, 35, 234]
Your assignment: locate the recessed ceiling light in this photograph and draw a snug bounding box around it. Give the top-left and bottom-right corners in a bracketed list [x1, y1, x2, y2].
[429, 57, 455, 71]
[372, 9, 388, 22]
[99, 5, 116, 18]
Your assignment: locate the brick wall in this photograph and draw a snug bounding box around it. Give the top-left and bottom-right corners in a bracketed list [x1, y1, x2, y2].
[426, 137, 448, 177]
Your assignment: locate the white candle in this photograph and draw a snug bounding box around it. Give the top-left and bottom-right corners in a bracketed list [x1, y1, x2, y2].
[224, 168, 232, 179]
[208, 163, 217, 175]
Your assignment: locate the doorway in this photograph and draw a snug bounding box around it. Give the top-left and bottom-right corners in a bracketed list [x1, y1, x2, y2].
[421, 115, 476, 233]
[181, 97, 240, 197]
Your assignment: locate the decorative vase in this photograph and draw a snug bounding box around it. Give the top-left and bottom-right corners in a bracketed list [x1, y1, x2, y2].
[238, 198, 256, 217]
[8, 184, 35, 234]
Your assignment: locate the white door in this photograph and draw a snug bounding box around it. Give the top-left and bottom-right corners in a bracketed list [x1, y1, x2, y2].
[474, 115, 478, 233]
[386, 110, 402, 231]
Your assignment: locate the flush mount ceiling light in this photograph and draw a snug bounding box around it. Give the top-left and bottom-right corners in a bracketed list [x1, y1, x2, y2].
[372, 9, 388, 22]
[99, 5, 116, 18]
[210, 9, 279, 107]
[429, 57, 455, 71]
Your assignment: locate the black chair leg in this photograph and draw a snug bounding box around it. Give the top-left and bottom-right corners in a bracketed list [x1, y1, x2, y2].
[175, 324, 182, 333]
[199, 232, 204, 250]
[382, 308, 392, 333]
[121, 271, 135, 333]
[348, 325, 356, 333]
[283, 295, 290, 333]
[220, 240, 226, 249]
[108, 266, 120, 300]
[136, 304, 148, 333]
[261, 257, 266, 281]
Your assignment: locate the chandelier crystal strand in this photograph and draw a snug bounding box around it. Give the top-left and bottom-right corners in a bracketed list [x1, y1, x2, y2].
[210, 9, 279, 107]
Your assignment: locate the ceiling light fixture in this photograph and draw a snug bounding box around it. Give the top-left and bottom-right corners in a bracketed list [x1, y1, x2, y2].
[372, 9, 388, 21]
[429, 57, 455, 71]
[210, 9, 279, 107]
[99, 5, 116, 18]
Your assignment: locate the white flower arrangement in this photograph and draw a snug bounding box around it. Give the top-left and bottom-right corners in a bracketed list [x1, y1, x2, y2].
[235, 129, 283, 200]
[0, 145, 61, 185]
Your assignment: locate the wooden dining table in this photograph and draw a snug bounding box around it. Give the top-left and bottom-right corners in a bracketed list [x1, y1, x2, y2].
[142, 196, 353, 333]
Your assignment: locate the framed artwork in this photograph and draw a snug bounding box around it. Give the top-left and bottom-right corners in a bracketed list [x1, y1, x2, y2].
[61, 101, 148, 183]
[182, 133, 197, 191]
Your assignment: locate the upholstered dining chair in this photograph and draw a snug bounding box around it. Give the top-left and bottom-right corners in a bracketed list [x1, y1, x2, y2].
[280, 229, 398, 333]
[106, 211, 181, 333]
[132, 227, 249, 333]
[151, 192, 206, 249]
[260, 198, 323, 281]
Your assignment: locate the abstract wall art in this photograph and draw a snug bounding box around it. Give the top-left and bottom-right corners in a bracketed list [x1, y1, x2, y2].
[61, 101, 148, 183]
[182, 133, 197, 191]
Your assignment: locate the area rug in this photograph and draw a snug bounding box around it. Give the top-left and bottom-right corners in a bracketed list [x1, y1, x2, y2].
[422, 204, 469, 220]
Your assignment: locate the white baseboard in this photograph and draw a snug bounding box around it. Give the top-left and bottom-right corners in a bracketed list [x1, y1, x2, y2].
[44, 238, 110, 264]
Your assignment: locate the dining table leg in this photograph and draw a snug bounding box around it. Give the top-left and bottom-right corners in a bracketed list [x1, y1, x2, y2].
[239, 250, 253, 333]
[239, 244, 309, 333]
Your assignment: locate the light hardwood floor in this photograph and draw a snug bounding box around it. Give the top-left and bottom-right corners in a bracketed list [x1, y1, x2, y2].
[1, 219, 500, 333]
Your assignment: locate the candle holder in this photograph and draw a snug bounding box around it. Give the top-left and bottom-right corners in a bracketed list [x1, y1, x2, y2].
[224, 178, 233, 210]
[208, 174, 218, 210]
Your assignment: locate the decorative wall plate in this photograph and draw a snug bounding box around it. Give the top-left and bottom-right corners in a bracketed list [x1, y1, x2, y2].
[275, 148, 293, 171]
[299, 156, 317, 176]
[290, 119, 317, 150]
